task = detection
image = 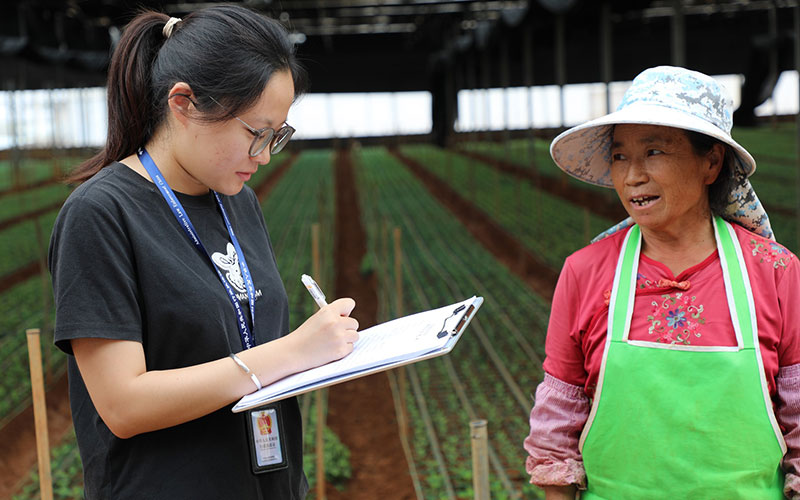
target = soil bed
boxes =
[253,152,299,202]
[1,374,73,498]
[392,148,559,301]
[328,147,416,500]
[454,148,627,222]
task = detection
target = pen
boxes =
[301,274,328,308]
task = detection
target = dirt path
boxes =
[453,148,628,222]
[253,152,299,202]
[0,374,73,498]
[0,178,60,198]
[327,147,416,500]
[0,202,64,233]
[0,262,43,295]
[392,148,559,301]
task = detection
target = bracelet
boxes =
[229,352,262,392]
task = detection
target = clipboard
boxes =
[233,296,483,412]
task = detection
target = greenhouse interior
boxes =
[2,0,800,499]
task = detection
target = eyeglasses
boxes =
[171,93,295,157]
[207,96,295,157]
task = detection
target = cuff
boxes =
[785,472,800,500]
[525,456,586,490]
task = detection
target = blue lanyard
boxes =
[137,148,257,349]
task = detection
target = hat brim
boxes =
[549,103,757,188]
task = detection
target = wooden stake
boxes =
[26,328,53,500]
[470,419,490,500]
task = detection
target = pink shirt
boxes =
[543,223,800,397]
[526,223,800,495]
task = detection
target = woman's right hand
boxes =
[69,298,360,439]
[286,297,360,371]
[543,485,577,500]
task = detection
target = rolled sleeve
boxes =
[777,363,800,499]
[524,373,590,489]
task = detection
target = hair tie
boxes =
[163,17,182,39]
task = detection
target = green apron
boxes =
[580,217,785,499]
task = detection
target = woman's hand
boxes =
[71,298,359,439]
[283,298,360,371]
[543,485,577,500]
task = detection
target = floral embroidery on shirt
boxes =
[646,292,706,345]
[750,238,790,269]
[637,273,655,289]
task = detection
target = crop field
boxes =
[357,146,548,498]
[3,122,798,499]
[399,144,614,269]
[0,157,76,192]
[459,125,800,254]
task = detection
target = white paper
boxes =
[234,296,477,411]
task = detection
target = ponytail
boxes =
[68,12,168,184]
[68,6,307,184]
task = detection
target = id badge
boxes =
[247,404,288,474]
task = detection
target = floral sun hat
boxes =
[549,65,774,241]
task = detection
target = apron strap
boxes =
[609,217,752,349]
[714,216,753,350]
[608,224,641,343]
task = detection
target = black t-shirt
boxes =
[49,162,307,499]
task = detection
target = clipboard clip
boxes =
[437,304,467,338]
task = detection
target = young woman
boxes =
[48,7,358,499]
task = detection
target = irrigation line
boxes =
[403,267,521,498]
[470,323,531,413]
[372,170,520,498]
[354,156,452,500]
[441,356,520,499]
[396,211,532,414]
[381,156,538,409]
[379,156,541,495]
[356,157,435,499]
[402,258,521,498]
[386,369,426,500]
[406,364,458,500]
[398,208,545,365]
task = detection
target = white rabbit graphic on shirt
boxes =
[211,242,247,294]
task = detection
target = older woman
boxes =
[523,66,800,499]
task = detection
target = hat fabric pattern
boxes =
[550,65,773,241]
[620,68,732,134]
